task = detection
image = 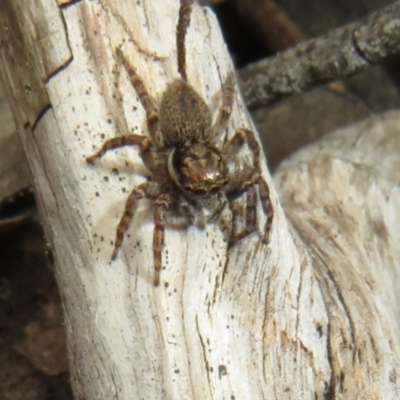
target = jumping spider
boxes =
[87,0,273,286]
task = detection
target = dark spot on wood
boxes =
[218,364,227,378]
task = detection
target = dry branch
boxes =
[240,0,400,108]
[231,0,303,51]
[0,0,400,399]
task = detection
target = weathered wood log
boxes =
[0,0,399,398]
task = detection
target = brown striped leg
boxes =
[111,182,158,261]
[222,130,247,161]
[225,170,255,201]
[238,128,274,244]
[87,134,160,174]
[86,134,150,163]
[153,194,172,286]
[228,185,258,247]
[225,170,257,246]
[210,74,235,142]
[177,0,194,81]
[257,177,273,244]
[228,200,241,244]
[223,128,261,169]
[208,193,227,223]
[224,127,274,246]
[115,48,162,147]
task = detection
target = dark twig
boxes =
[239,1,400,109]
[231,0,303,52]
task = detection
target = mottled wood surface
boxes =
[0,1,399,399]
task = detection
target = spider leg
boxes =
[210,74,235,143]
[223,128,260,167]
[87,134,148,162]
[111,181,159,261]
[225,171,258,247]
[224,128,274,246]
[86,134,160,174]
[116,48,163,148]
[153,193,172,286]
[208,193,227,223]
[237,129,273,244]
[231,184,257,246]
[256,176,273,244]
[177,0,193,81]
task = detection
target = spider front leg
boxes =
[224,128,274,246]
[256,176,273,245]
[225,171,258,247]
[86,134,159,174]
[239,129,273,245]
[111,181,159,260]
[153,193,172,286]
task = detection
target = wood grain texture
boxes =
[0,0,399,399]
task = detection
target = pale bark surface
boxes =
[0,1,399,399]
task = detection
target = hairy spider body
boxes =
[169,140,228,198]
[87,1,273,286]
[160,80,212,145]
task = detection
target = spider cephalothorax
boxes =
[87,0,273,286]
[169,141,228,198]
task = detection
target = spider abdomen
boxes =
[160,80,212,146]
